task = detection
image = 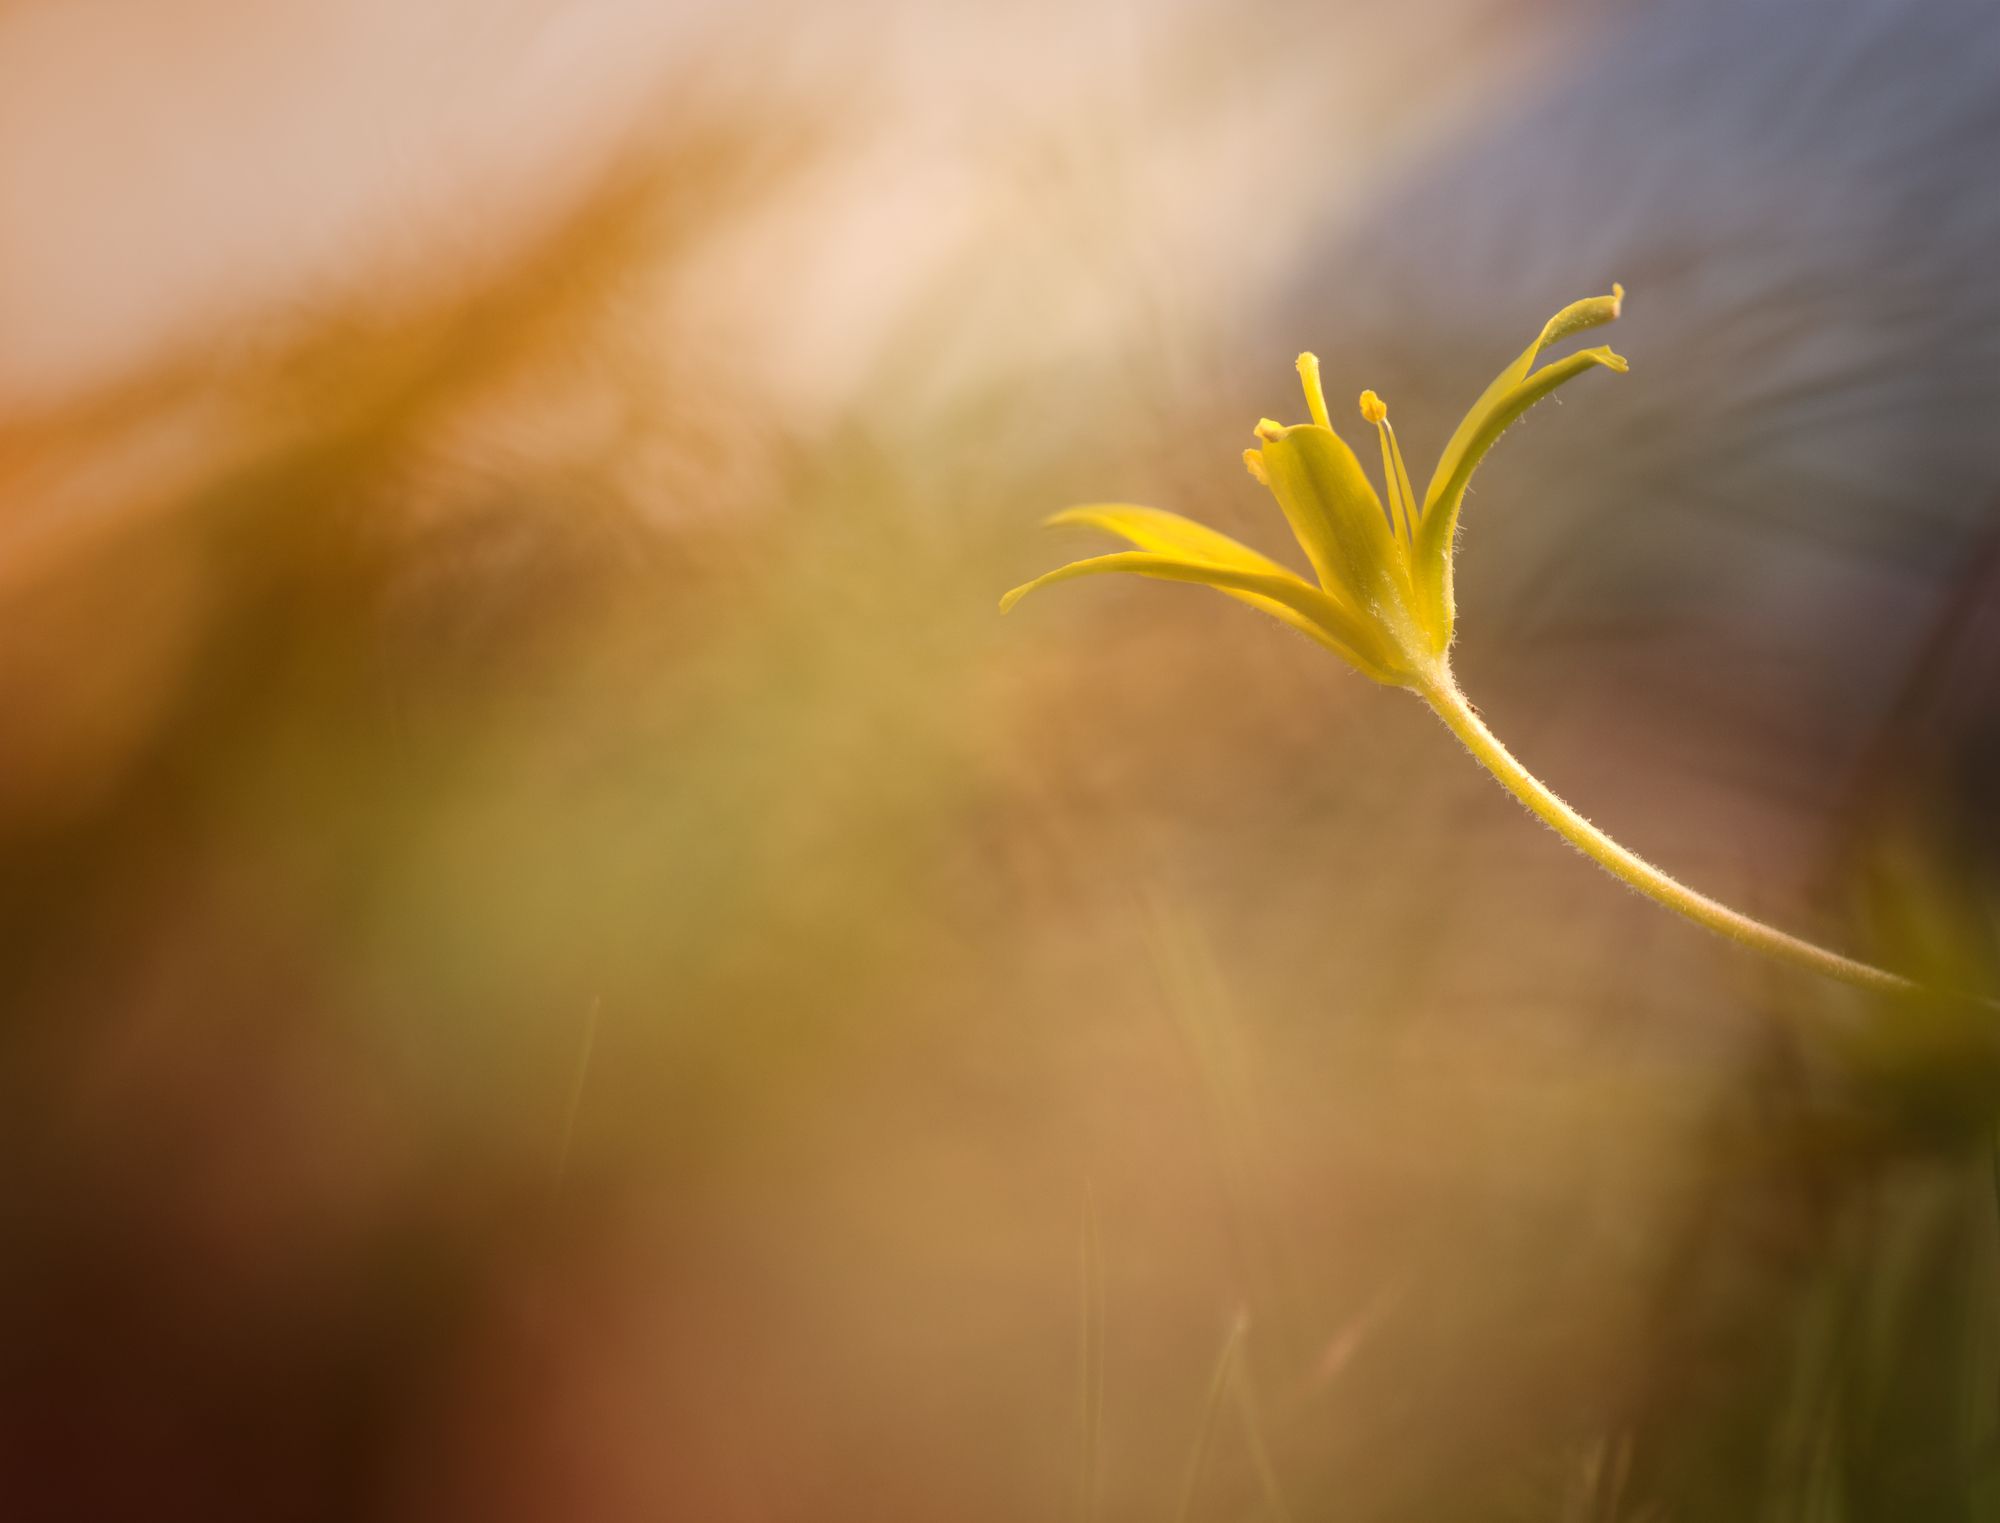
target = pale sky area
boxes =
[0,0,1534,418]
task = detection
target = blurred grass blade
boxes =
[1173,1307,1249,1523]
[1077,1185,1104,1523]
[1231,1346,1294,1523]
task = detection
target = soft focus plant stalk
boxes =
[1414,666,1923,998]
[1004,287,1951,1001]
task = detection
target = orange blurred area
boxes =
[3,2,1999,1519]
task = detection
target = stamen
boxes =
[1242,448,1269,486]
[1254,418,1286,443]
[1296,353,1332,431]
[1383,420,1418,540]
[1359,390,1417,541]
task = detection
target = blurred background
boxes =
[3,0,1999,1518]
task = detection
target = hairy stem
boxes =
[1416,668,1925,999]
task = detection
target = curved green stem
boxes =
[1415,667,1925,1000]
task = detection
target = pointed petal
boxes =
[999,549,1402,681]
[1413,344,1627,590]
[1412,290,1627,641]
[1042,504,1296,577]
[1254,425,1410,618]
[1422,286,1624,523]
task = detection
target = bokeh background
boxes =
[4,1,2000,1518]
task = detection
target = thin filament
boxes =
[1360,390,1416,542]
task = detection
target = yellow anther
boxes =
[1359,390,1388,425]
[1254,418,1286,442]
[1609,281,1624,316]
[1242,448,1269,486]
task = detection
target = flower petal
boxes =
[1422,286,1624,524]
[1254,425,1413,624]
[1042,503,1298,577]
[999,547,1403,681]
[1035,502,1393,666]
[1411,291,1627,642]
[1412,344,1626,633]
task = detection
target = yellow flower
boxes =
[997,286,1989,1003]
[1001,287,1627,687]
